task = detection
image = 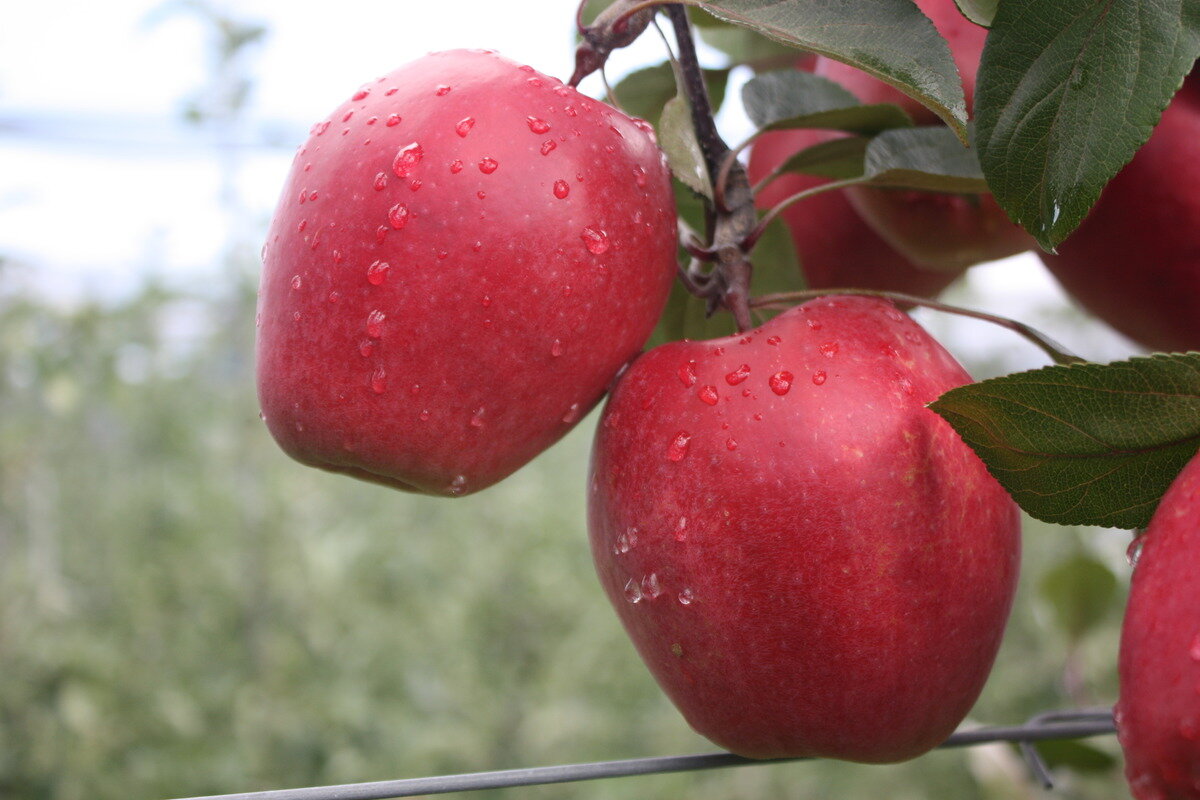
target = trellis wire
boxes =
[169,709,1116,800]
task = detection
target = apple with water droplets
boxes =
[256,49,677,496]
[1117,450,1200,799]
[588,296,1020,761]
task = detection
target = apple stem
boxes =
[751,289,1087,366]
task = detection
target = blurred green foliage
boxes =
[0,252,1132,799]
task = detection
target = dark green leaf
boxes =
[930,353,1200,529]
[953,0,997,27]
[742,70,914,134]
[975,0,1200,250]
[609,63,731,128]
[768,136,869,181]
[696,0,968,137]
[1028,739,1118,773]
[1039,554,1119,639]
[860,125,988,193]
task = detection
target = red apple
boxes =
[749,127,963,298]
[814,0,1034,271]
[1039,75,1200,353]
[1117,450,1200,798]
[588,296,1021,761]
[256,49,677,497]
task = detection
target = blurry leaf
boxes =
[696,0,968,137]
[693,6,801,64]
[609,62,730,125]
[1039,554,1119,639]
[860,125,988,193]
[1029,739,1118,773]
[659,73,712,198]
[742,70,914,134]
[953,0,997,27]
[976,0,1200,250]
[930,353,1200,529]
[769,136,869,180]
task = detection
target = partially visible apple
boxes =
[749,127,963,299]
[256,49,677,497]
[1117,450,1200,798]
[588,296,1021,761]
[814,0,1034,271]
[1039,74,1200,353]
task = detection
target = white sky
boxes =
[0,0,1140,368]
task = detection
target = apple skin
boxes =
[1039,76,1200,353]
[256,49,677,497]
[588,296,1021,761]
[1117,450,1200,799]
[814,0,1034,271]
[748,127,963,299]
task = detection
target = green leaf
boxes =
[692,7,801,65]
[975,0,1200,250]
[953,0,997,27]
[1039,554,1118,640]
[860,125,988,193]
[929,353,1200,529]
[696,0,968,137]
[768,136,869,181]
[609,63,730,128]
[658,64,712,199]
[742,70,914,134]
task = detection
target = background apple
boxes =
[748,127,963,299]
[813,0,1034,271]
[1117,450,1200,798]
[588,296,1021,761]
[256,49,677,497]
[1039,73,1200,353]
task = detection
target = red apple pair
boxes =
[256,49,677,496]
[588,296,1021,761]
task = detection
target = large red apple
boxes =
[748,127,963,299]
[814,0,1034,271]
[1039,74,1200,353]
[588,296,1020,761]
[1117,450,1200,798]
[256,49,677,496]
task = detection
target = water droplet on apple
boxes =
[551,339,564,357]
[633,166,647,188]
[342,110,354,123]
[449,159,464,174]
[553,180,570,199]
[767,336,781,346]
[385,113,402,127]
[291,274,302,290]
[897,377,915,396]
[435,84,452,96]
[769,371,794,395]
[540,139,557,155]
[393,142,423,178]
[373,172,388,191]
[370,367,387,394]
[469,407,486,428]
[388,203,410,229]
[328,291,340,303]
[448,474,467,495]
[581,227,609,254]
[478,157,499,174]
[812,370,827,386]
[726,438,738,451]
[623,578,643,604]
[419,409,431,421]
[678,588,694,605]
[367,260,390,285]
[666,431,691,462]
[1127,536,1144,567]
[312,120,331,136]
[674,517,689,542]
[807,319,822,331]
[819,341,839,358]
[725,364,751,385]
[562,402,581,423]
[698,385,719,406]
[366,309,386,338]
[358,340,373,357]
[642,572,663,599]
[526,116,551,134]
[352,88,370,101]
[678,361,697,388]
[615,527,638,554]
[455,117,475,137]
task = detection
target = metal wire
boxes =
[168,710,1117,800]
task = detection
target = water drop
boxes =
[812,370,827,386]
[553,180,570,199]
[819,341,839,358]
[385,87,398,96]
[366,309,386,337]
[393,142,423,177]
[666,431,692,462]
[526,77,543,88]
[419,409,431,421]
[641,573,663,600]
[448,474,467,495]
[725,364,751,385]
[767,336,781,346]
[726,438,738,451]
[623,578,643,604]
[342,110,354,123]
[291,274,302,290]
[292,311,302,322]
[769,371,794,395]
[897,377,915,396]
[373,172,388,191]
[478,157,499,174]
[1127,535,1144,567]
[477,190,487,200]
[409,384,420,396]
[375,225,389,244]
[358,339,373,357]
[370,367,387,394]
[435,84,452,96]
[633,166,647,188]
[352,88,370,101]
[581,227,609,254]
[527,116,551,134]
[551,339,564,357]
[674,517,688,542]
[540,139,557,155]
[481,295,492,308]
[677,588,694,606]
[449,159,464,174]
[698,385,719,406]
[386,113,402,127]
[328,291,340,303]
[367,260,390,285]
[366,116,378,126]
[297,219,308,232]
[469,407,486,428]
[678,361,697,388]
[712,346,725,356]
[455,117,475,137]
[312,120,331,136]
[562,402,581,423]
[616,527,638,554]
[807,319,822,331]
